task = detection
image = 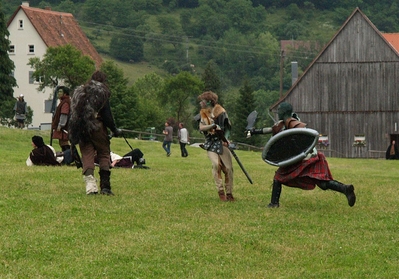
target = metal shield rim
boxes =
[262,128,319,167]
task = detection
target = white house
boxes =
[7,2,102,128]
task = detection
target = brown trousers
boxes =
[207,146,234,194]
[79,124,110,175]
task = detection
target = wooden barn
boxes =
[271,7,399,158]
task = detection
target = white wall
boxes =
[8,9,54,128]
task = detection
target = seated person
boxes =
[27,136,62,166]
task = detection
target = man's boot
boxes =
[218,190,227,201]
[319,180,356,207]
[99,169,114,196]
[84,175,98,195]
[267,180,282,208]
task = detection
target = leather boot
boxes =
[321,180,356,207]
[99,169,114,196]
[267,180,282,208]
[84,175,98,195]
[218,190,227,201]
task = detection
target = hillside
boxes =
[101,55,168,86]
[82,7,339,91]
[5,1,398,93]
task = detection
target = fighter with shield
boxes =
[247,102,356,208]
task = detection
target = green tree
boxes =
[56,0,76,14]
[225,0,266,34]
[183,4,230,40]
[84,0,114,24]
[0,2,18,126]
[100,60,134,129]
[110,31,144,62]
[231,80,256,145]
[201,60,221,94]
[27,44,95,91]
[0,3,17,101]
[130,73,166,131]
[157,15,184,49]
[161,71,204,124]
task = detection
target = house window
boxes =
[9,45,15,54]
[29,71,34,84]
[28,45,35,54]
[29,71,42,84]
[19,20,23,29]
[353,135,366,147]
[44,100,53,113]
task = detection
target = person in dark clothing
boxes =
[386,140,399,160]
[14,94,27,129]
[69,71,121,195]
[97,149,148,169]
[28,136,60,166]
[248,102,356,208]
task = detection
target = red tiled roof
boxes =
[7,5,102,67]
[382,33,399,53]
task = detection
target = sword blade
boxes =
[229,148,253,184]
[245,110,258,130]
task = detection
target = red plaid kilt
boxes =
[274,152,333,190]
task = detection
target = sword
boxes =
[49,85,61,146]
[245,110,258,138]
[122,132,134,151]
[216,130,253,184]
[108,130,134,151]
[228,144,253,184]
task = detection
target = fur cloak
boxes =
[69,80,110,145]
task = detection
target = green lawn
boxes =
[0,127,398,278]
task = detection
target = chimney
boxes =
[21,1,29,7]
[291,61,298,85]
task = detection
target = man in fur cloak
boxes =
[198,91,235,201]
[248,102,356,208]
[69,71,121,195]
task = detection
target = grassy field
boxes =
[0,127,398,278]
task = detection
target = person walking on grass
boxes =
[178,122,189,157]
[162,121,173,157]
[69,70,121,196]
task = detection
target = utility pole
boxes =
[185,36,189,63]
[279,50,285,98]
